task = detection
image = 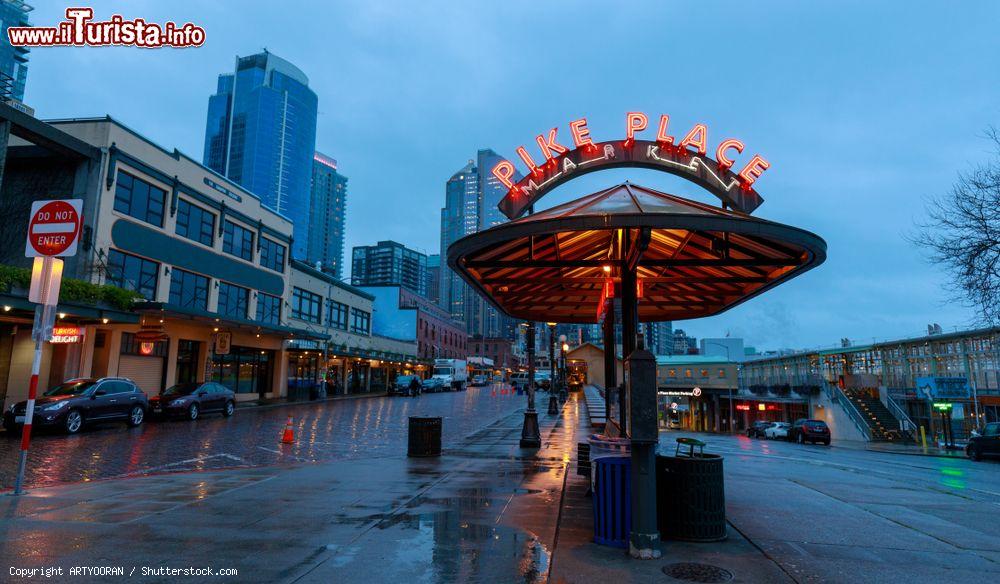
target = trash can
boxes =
[656,451,726,542]
[592,455,631,548]
[408,416,442,457]
[587,434,630,489]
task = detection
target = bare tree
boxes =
[913,128,1000,325]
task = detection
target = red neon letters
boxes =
[494,112,770,191]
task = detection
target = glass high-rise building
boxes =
[202,50,318,259]
[351,240,428,297]
[307,152,347,278]
[440,150,520,338]
[0,0,31,102]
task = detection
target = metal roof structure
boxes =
[448,182,826,323]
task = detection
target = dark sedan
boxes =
[149,382,236,421]
[747,420,771,438]
[3,377,147,434]
[967,422,1000,461]
[787,418,831,445]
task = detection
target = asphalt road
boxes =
[0,383,527,490]
[669,432,1000,583]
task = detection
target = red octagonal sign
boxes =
[25,199,84,258]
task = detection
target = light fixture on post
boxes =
[519,321,541,448]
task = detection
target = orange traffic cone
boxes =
[281,416,295,444]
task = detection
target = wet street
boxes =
[0,383,526,490]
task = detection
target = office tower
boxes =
[426,254,441,305]
[307,152,347,278]
[0,1,31,103]
[351,240,428,296]
[439,150,521,338]
[643,321,673,355]
[203,50,317,258]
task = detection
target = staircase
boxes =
[844,390,912,442]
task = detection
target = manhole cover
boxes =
[661,562,734,583]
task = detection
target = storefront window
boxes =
[175,199,215,246]
[213,346,273,396]
[327,300,348,330]
[222,220,254,261]
[291,287,322,323]
[256,292,281,325]
[350,308,371,335]
[114,170,165,227]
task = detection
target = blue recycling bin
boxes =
[592,455,632,548]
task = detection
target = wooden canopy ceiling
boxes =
[447,183,826,323]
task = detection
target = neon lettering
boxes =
[516,146,540,175]
[626,112,647,142]
[738,154,770,186]
[715,139,745,170]
[535,128,568,161]
[492,160,516,190]
[656,115,674,145]
[679,124,708,155]
[569,118,594,148]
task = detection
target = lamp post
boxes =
[547,322,557,392]
[558,335,568,403]
[520,321,541,447]
[705,341,737,433]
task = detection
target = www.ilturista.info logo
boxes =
[7,7,205,48]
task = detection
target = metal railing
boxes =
[822,382,873,441]
[884,394,917,439]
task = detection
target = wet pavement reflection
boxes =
[0,383,526,490]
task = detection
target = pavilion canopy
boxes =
[447,183,826,323]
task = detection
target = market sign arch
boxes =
[493,112,770,220]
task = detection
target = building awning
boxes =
[0,292,139,324]
[448,183,826,323]
[133,302,330,341]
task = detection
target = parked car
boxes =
[421,377,446,392]
[787,418,831,445]
[510,372,529,390]
[3,377,147,435]
[567,374,584,391]
[536,371,552,391]
[392,375,421,396]
[471,375,487,386]
[764,422,791,440]
[966,422,1000,461]
[747,420,772,438]
[149,382,235,420]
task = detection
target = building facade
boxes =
[351,240,427,296]
[643,321,673,355]
[0,114,414,409]
[425,253,440,305]
[700,337,746,362]
[202,50,318,259]
[0,0,30,103]
[306,151,347,278]
[361,286,467,360]
[468,336,515,370]
[439,150,519,339]
[741,327,1000,440]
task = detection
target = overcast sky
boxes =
[21,1,1000,351]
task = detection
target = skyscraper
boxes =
[439,150,521,338]
[203,50,318,259]
[0,1,31,103]
[352,240,428,296]
[307,152,347,278]
[643,321,673,355]
[425,254,441,305]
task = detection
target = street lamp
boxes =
[558,335,568,403]
[705,341,738,434]
[547,322,557,391]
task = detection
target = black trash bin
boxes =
[408,417,442,457]
[656,453,726,542]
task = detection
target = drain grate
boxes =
[661,562,734,583]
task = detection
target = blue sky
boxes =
[21,1,1000,350]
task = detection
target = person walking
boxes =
[409,376,422,398]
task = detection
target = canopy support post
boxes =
[602,298,616,432]
[520,321,541,448]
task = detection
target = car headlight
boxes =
[169,399,186,407]
[42,401,69,411]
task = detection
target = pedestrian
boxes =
[409,376,421,398]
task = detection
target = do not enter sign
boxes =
[25,199,84,258]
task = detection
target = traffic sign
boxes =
[25,199,83,258]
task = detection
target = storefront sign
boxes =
[49,326,82,343]
[658,389,700,397]
[735,404,751,411]
[916,377,970,400]
[139,342,155,355]
[215,332,232,355]
[494,113,768,219]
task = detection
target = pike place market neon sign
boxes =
[494,112,770,219]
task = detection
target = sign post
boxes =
[13,199,82,496]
